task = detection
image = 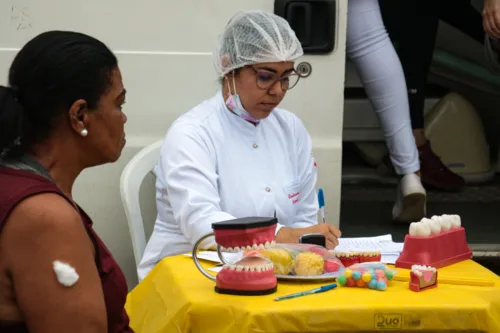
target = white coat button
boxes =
[265,187,271,192]
[253,143,258,149]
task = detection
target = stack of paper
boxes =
[334,234,403,264]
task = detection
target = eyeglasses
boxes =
[249,67,301,91]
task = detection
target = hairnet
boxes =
[214,11,304,77]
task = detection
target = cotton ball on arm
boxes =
[53,260,79,287]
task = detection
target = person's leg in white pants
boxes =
[346,0,426,222]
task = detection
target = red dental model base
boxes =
[211,217,278,296]
[396,227,472,269]
[215,257,277,295]
[360,252,382,263]
[212,217,277,249]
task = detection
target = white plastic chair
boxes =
[120,140,163,267]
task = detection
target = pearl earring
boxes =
[80,129,88,137]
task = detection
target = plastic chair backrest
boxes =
[120,140,163,266]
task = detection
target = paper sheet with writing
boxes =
[335,234,403,254]
[334,234,403,264]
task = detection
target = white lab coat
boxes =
[138,90,319,280]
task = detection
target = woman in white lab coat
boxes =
[138,10,341,280]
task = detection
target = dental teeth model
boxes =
[193,217,279,295]
[420,218,441,235]
[221,261,274,273]
[332,251,381,267]
[332,251,359,268]
[448,214,462,229]
[220,241,276,253]
[395,213,472,269]
[409,265,438,292]
[408,214,461,237]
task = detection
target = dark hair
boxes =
[0,30,118,158]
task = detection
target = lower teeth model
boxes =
[408,214,462,237]
[409,265,438,292]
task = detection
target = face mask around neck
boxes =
[225,75,260,124]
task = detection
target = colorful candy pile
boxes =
[337,262,395,291]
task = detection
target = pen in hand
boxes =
[318,188,326,223]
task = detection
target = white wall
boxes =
[0,0,348,288]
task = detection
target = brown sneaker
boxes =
[418,141,465,191]
[378,141,465,191]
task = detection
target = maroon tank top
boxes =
[0,167,134,333]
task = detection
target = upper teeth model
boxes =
[420,217,441,234]
[408,214,462,237]
[445,214,461,229]
[432,215,451,231]
[413,221,431,237]
[220,241,276,253]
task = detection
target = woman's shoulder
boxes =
[174,95,220,126]
[163,95,224,147]
[1,192,89,255]
[167,96,220,136]
[7,193,82,230]
[0,168,67,227]
[0,192,107,332]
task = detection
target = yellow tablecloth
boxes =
[126,255,500,333]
